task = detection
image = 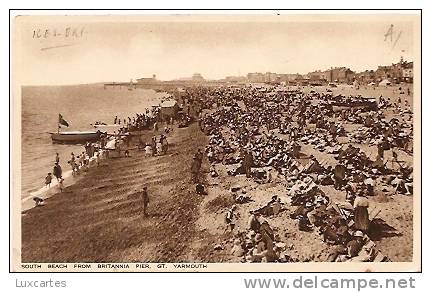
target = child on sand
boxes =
[145,144,152,157]
[96,151,100,166]
[45,173,52,188]
[59,178,64,192]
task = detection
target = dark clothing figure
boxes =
[160,135,169,155]
[191,157,200,183]
[329,123,337,140]
[377,143,385,158]
[248,213,261,232]
[151,137,157,156]
[243,150,254,178]
[190,149,204,182]
[142,188,149,216]
[354,207,370,232]
[45,173,52,188]
[196,149,204,166]
[53,163,62,181]
[333,164,346,190]
[354,196,370,232]
[347,238,363,258]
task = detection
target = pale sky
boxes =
[15,14,418,85]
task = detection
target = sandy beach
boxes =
[21,84,414,264]
[22,123,210,262]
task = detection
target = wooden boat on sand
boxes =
[50,130,105,144]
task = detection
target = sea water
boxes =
[21,84,166,200]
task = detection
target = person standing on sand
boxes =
[195,148,204,167]
[69,153,77,176]
[79,152,85,167]
[160,134,169,155]
[353,193,370,233]
[53,162,62,181]
[45,173,52,188]
[145,143,152,157]
[96,151,100,166]
[151,136,157,156]
[141,186,150,217]
[58,178,64,192]
[243,149,254,178]
[55,152,60,164]
[191,155,201,183]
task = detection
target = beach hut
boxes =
[160,99,179,120]
[379,79,391,86]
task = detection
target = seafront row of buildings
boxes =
[228,56,413,85]
[105,57,413,90]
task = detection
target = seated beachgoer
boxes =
[33,197,45,207]
[346,230,365,259]
[144,144,152,157]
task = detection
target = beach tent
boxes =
[160,99,179,119]
[379,79,391,86]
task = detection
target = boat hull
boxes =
[50,131,104,144]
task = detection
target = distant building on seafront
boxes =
[176,73,205,83]
[355,70,377,85]
[247,72,303,84]
[192,73,205,81]
[374,57,413,83]
[324,67,355,83]
[402,62,413,83]
[137,74,159,85]
[221,57,413,87]
[247,72,265,83]
[264,72,278,83]
[225,76,247,83]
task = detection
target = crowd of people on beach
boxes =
[38,105,177,207]
[182,84,413,262]
[34,83,414,262]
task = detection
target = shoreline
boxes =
[21,138,117,212]
[21,123,209,262]
[20,85,169,199]
[21,86,171,211]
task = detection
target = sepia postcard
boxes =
[11,11,421,272]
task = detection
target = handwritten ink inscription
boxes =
[32,27,86,39]
[384,24,402,50]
